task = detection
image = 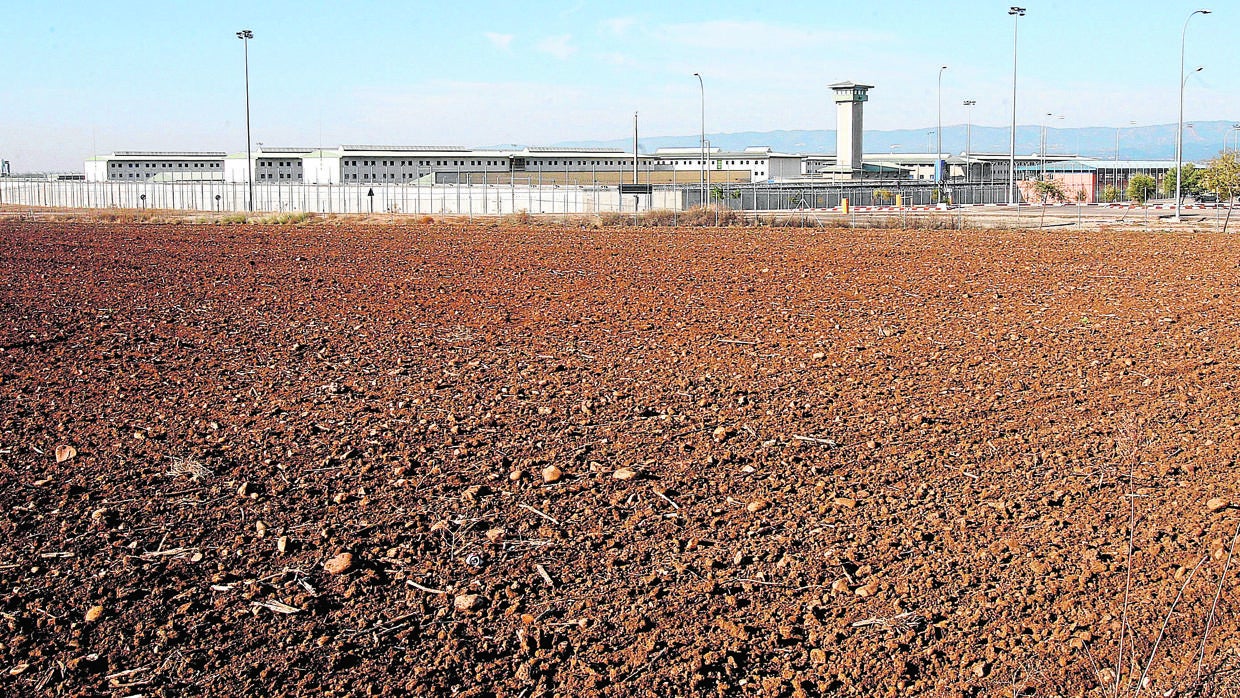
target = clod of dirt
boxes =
[324,553,355,575]
[854,580,879,597]
[612,467,637,481]
[454,594,484,613]
[485,528,505,544]
[746,499,770,513]
[541,465,563,483]
[84,605,104,623]
[277,536,290,554]
[712,426,729,442]
[1208,497,1231,512]
[255,521,268,538]
[54,444,77,463]
[90,508,115,527]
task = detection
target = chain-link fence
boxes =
[682,181,1015,209]
[1,178,1022,215]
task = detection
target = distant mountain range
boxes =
[550,120,1240,162]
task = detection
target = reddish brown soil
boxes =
[3,221,1240,697]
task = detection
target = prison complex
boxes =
[75,81,1178,203]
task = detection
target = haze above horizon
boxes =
[3,0,1236,171]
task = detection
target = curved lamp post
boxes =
[1175,9,1210,221]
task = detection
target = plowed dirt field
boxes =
[3,221,1240,697]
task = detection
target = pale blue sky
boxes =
[2,1,1235,170]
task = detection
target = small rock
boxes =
[854,580,879,597]
[1208,497,1230,513]
[811,352,825,361]
[831,578,851,594]
[972,661,990,678]
[541,465,563,483]
[323,553,355,575]
[90,508,115,527]
[55,444,77,463]
[277,536,290,554]
[237,482,251,498]
[509,469,524,481]
[254,521,268,538]
[485,528,505,544]
[612,467,638,481]
[454,593,484,613]
[84,605,104,623]
[746,499,770,513]
[833,497,857,509]
[712,426,729,442]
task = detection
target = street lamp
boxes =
[963,100,976,183]
[693,73,707,208]
[1040,113,1063,179]
[937,65,948,182]
[1175,9,1210,221]
[1008,6,1025,205]
[1115,120,1137,162]
[1227,123,1240,154]
[237,29,254,212]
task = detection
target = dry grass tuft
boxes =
[168,456,213,482]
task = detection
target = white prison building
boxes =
[85,151,226,182]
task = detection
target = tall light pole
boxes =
[1228,123,1240,154]
[937,66,948,182]
[237,29,254,212]
[963,100,976,183]
[1115,120,1137,162]
[1040,113,1062,179]
[693,73,707,208]
[1008,6,1025,205]
[1175,9,1210,221]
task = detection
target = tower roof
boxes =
[828,81,874,91]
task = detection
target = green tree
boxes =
[1100,185,1120,203]
[1032,179,1068,203]
[1161,163,1205,200]
[1203,151,1240,233]
[1127,174,1157,204]
[709,185,740,203]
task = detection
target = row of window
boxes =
[346,173,421,180]
[259,173,303,180]
[110,162,221,168]
[345,159,504,167]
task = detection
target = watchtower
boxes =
[829,81,873,173]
